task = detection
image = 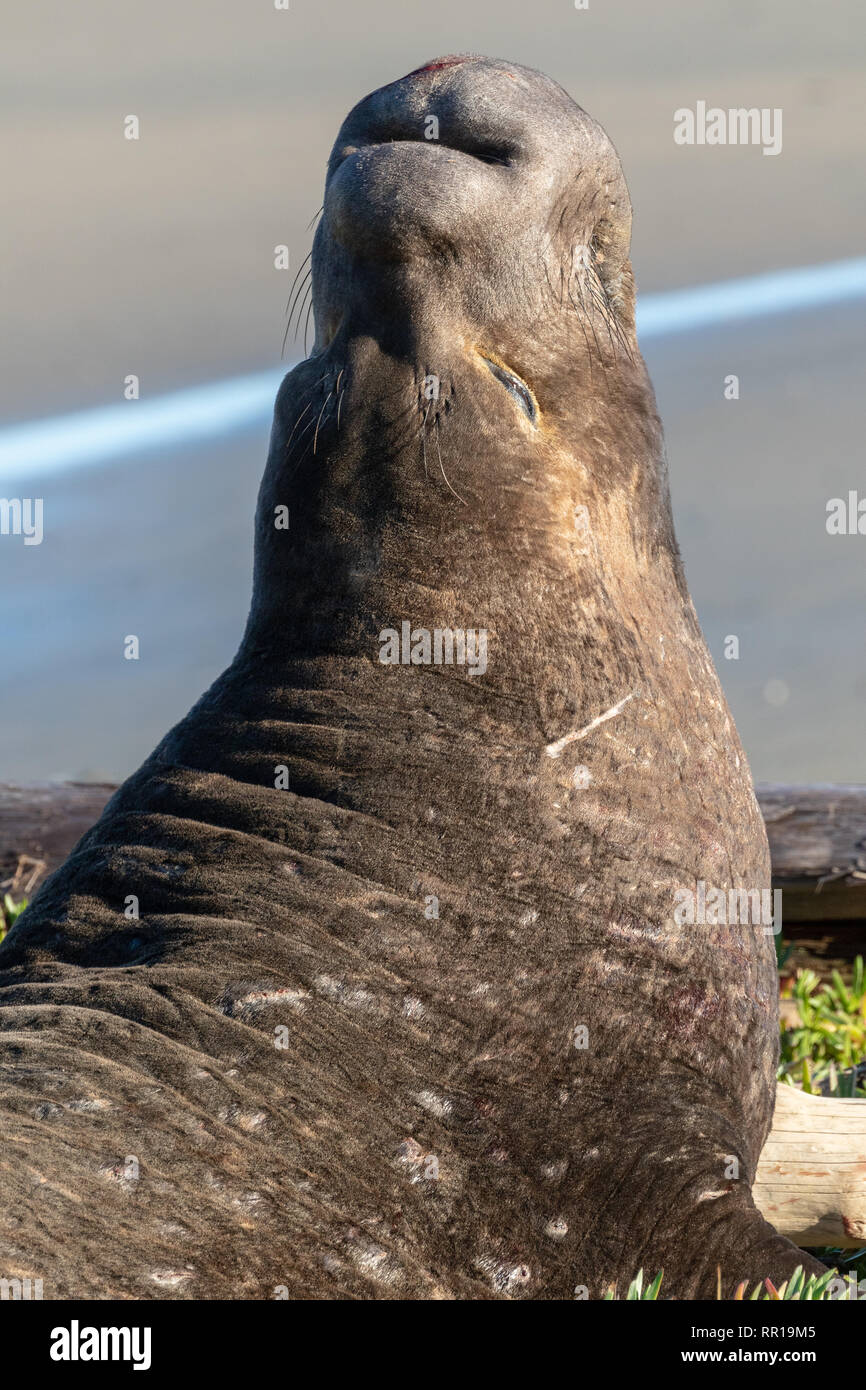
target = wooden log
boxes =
[2,781,866,919]
[756,783,866,922]
[0,782,115,897]
[755,1083,866,1249]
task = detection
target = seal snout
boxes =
[314,55,636,354]
[320,62,531,266]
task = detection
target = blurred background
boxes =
[1,0,864,784]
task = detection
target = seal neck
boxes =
[237,331,682,720]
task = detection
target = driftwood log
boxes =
[2,781,865,1252]
[755,1085,866,1249]
[4,781,866,922]
[758,783,866,923]
[0,781,115,895]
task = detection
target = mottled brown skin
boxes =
[0,56,823,1299]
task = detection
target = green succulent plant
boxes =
[778,955,866,1097]
[603,1265,858,1301]
[0,894,28,941]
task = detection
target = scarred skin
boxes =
[0,56,824,1299]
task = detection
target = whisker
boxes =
[303,293,316,355]
[285,251,312,319]
[295,283,314,345]
[585,274,619,358]
[285,271,312,352]
[567,247,597,379]
[419,403,431,479]
[284,398,316,455]
[542,260,558,310]
[572,252,609,368]
[283,371,334,454]
[434,416,467,505]
[289,270,313,338]
[313,388,335,454]
[569,278,606,380]
[590,270,633,362]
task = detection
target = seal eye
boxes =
[462,142,513,166]
[481,356,538,426]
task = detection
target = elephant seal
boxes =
[0,55,823,1300]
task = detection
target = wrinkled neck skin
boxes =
[235,252,716,863]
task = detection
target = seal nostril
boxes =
[480,355,538,426]
[358,133,514,167]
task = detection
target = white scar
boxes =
[545,691,638,759]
